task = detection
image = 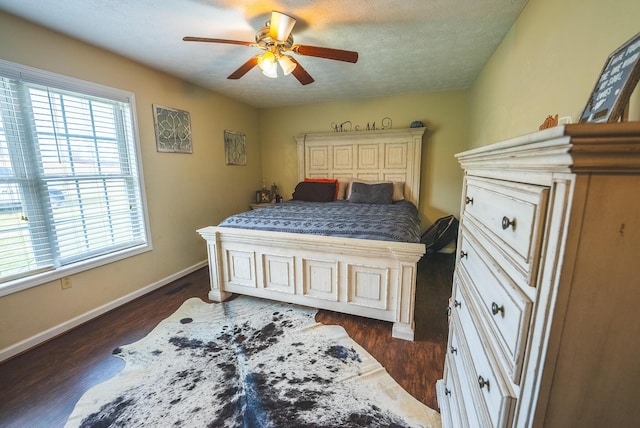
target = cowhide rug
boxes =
[65,296,441,428]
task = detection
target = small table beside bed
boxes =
[198,127,426,340]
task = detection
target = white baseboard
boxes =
[0,260,208,363]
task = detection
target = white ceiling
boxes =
[0,0,527,109]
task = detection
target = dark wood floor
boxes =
[0,253,454,428]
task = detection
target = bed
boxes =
[197,127,426,340]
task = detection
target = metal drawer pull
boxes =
[478,375,490,390]
[454,300,461,308]
[450,346,457,354]
[460,250,468,259]
[491,302,504,316]
[465,196,474,205]
[501,216,516,230]
[445,388,451,396]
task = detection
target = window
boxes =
[0,60,150,296]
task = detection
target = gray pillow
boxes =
[348,181,394,204]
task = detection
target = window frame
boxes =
[0,59,152,297]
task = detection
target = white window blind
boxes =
[0,60,149,294]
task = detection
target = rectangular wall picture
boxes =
[224,130,247,165]
[153,105,193,153]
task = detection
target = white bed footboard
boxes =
[197,226,425,341]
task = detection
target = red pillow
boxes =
[304,178,338,200]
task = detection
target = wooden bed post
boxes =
[390,249,421,340]
[199,227,233,302]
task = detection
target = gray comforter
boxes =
[218,200,421,243]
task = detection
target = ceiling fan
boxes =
[183,11,358,85]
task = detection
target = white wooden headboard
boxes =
[295,128,425,206]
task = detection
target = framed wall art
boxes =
[224,130,247,165]
[579,32,640,123]
[153,105,192,153]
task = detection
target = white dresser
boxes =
[436,122,640,427]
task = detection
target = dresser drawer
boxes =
[452,277,517,427]
[463,215,534,294]
[462,177,548,286]
[436,378,455,428]
[447,321,480,428]
[458,228,533,384]
[438,354,470,428]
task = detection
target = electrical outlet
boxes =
[61,277,72,289]
[559,116,573,125]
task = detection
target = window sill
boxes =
[0,243,152,298]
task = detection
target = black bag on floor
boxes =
[420,215,459,254]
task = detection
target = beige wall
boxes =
[0,12,261,350]
[468,0,640,147]
[259,91,470,227]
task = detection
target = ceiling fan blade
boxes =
[292,45,358,63]
[183,36,254,47]
[269,11,297,41]
[227,56,259,80]
[289,58,314,85]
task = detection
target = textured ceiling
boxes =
[0,0,527,109]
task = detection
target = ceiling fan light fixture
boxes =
[258,52,278,78]
[258,51,278,78]
[277,55,297,75]
[269,11,296,41]
[262,65,278,79]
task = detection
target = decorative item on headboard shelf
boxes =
[330,117,392,132]
[539,114,559,130]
